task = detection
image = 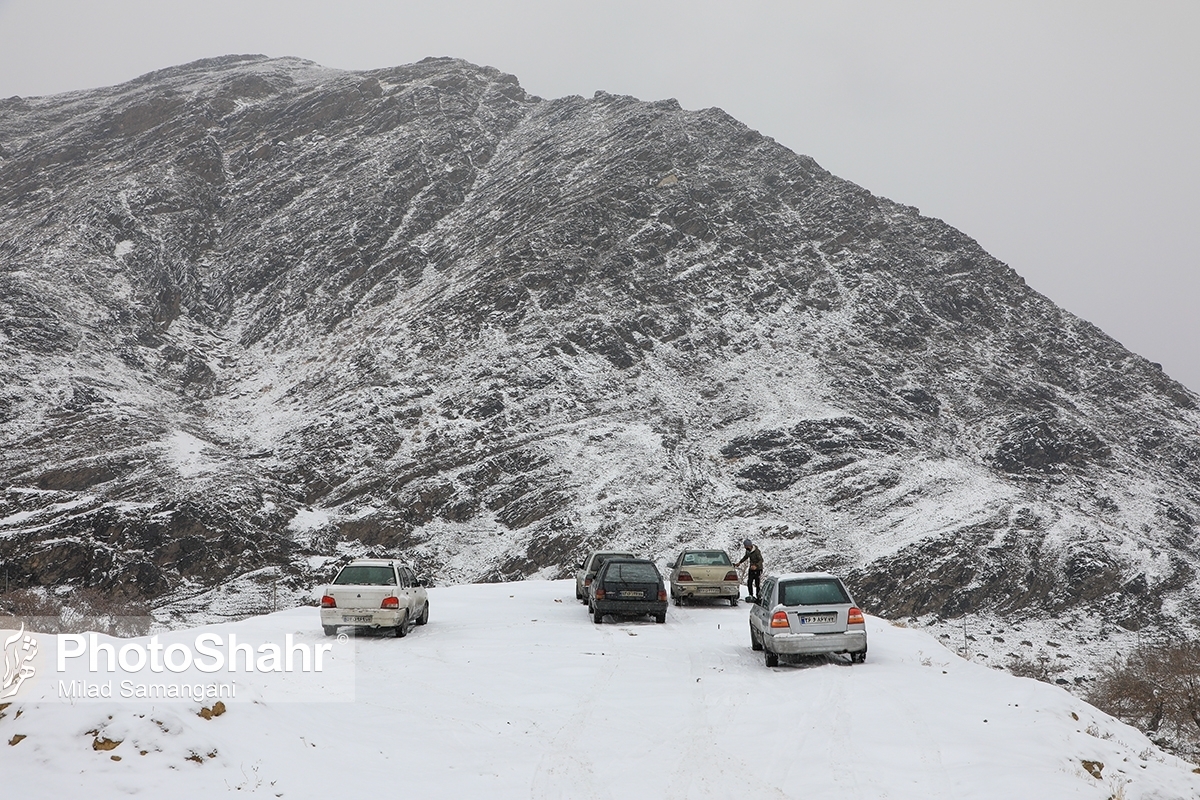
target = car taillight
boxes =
[381,596,400,609]
[770,611,790,628]
[594,588,606,600]
[723,571,739,582]
[658,590,667,602]
[320,595,336,608]
[847,607,864,625]
[677,571,693,582]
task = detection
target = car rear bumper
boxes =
[320,608,406,628]
[674,583,739,597]
[764,630,867,655]
[594,599,668,617]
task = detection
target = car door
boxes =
[668,552,682,590]
[749,578,775,634]
[403,567,426,611]
[578,554,598,597]
[394,565,412,616]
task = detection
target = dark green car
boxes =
[589,558,668,624]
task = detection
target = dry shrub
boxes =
[0,587,150,636]
[0,588,60,618]
[1087,640,1200,760]
[1006,653,1067,683]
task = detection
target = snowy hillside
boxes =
[2,580,1198,798]
[2,54,1200,672]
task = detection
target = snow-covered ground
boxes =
[3,579,1198,798]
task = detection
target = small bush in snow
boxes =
[1087,640,1200,760]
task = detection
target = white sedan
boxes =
[319,559,429,637]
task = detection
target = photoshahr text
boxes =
[57,633,334,673]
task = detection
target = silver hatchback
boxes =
[748,572,867,666]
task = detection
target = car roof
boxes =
[679,548,729,553]
[599,557,655,565]
[590,550,634,556]
[341,559,406,567]
[769,571,842,582]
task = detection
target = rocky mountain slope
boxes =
[2,55,1198,657]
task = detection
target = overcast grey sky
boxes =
[2,0,1197,389]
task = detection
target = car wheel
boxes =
[416,602,429,625]
[655,613,666,624]
[592,608,603,624]
[750,624,763,651]
[729,596,738,607]
[394,610,409,638]
[322,625,338,637]
[764,647,779,668]
[852,649,867,664]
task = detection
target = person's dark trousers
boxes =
[747,568,761,599]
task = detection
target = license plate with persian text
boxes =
[799,613,836,625]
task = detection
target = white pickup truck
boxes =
[319,559,429,637]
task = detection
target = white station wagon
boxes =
[748,572,867,666]
[320,559,429,638]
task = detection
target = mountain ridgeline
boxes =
[1,56,1197,639]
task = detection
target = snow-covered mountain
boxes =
[3,580,1199,797]
[2,55,1198,666]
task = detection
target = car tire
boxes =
[851,649,867,664]
[394,610,409,638]
[416,602,429,625]
[591,606,603,624]
[750,625,763,651]
[323,625,338,637]
[655,613,666,624]
[764,647,779,668]
[729,596,738,607]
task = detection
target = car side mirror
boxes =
[576,564,584,570]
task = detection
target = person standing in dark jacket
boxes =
[735,539,763,601]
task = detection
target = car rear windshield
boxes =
[681,551,732,566]
[779,579,849,606]
[590,553,633,571]
[602,563,660,583]
[333,566,397,586]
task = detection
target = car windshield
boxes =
[602,563,659,583]
[333,565,397,586]
[779,579,849,606]
[681,551,732,566]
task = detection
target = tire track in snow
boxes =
[527,612,621,799]
[665,602,793,799]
